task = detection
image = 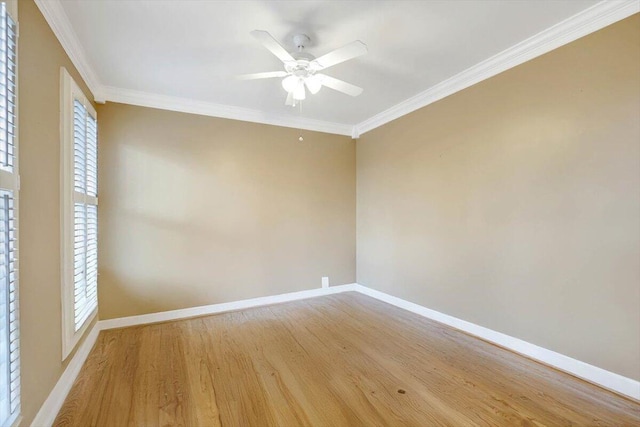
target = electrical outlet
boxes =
[321,277,329,288]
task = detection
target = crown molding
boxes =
[32,0,348,134]
[34,0,104,101]
[34,0,638,137]
[354,0,640,136]
[101,86,354,136]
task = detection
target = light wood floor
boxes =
[54,292,639,426]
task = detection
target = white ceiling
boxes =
[52,0,629,133]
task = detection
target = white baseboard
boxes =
[30,322,101,427]
[99,283,359,330]
[31,281,639,426]
[353,284,640,401]
[30,284,358,426]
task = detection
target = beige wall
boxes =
[18,0,97,424]
[97,103,355,319]
[15,1,639,422]
[356,15,640,380]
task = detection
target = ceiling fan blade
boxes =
[310,40,367,70]
[285,91,295,106]
[250,30,295,63]
[236,71,288,80]
[317,74,363,97]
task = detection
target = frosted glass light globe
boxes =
[305,75,322,94]
[282,75,299,92]
[293,81,306,100]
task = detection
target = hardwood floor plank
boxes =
[128,324,162,427]
[157,322,194,426]
[201,310,281,426]
[54,292,640,426]
[179,320,222,427]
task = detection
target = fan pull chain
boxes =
[298,101,304,142]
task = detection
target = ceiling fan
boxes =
[238,30,367,106]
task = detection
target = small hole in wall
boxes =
[397,389,406,394]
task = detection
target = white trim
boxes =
[30,283,639,424]
[9,415,21,427]
[353,284,640,401]
[4,0,16,21]
[30,322,100,427]
[99,283,359,330]
[29,284,358,426]
[100,86,354,137]
[33,0,102,101]
[31,0,351,134]
[353,0,640,135]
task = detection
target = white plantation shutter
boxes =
[0,193,18,421]
[73,204,98,330]
[71,101,98,331]
[0,2,19,425]
[61,69,98,358]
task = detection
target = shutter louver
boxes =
[73,203,88,330]
[0,191,18,422]
[0,3,19,425]
[73,100,86,193]
[0,3,15,174]
[86,115,97,197]
[86,205,98,301]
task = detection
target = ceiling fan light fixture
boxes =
[282,75,299,92]
[244,31,367,106]
[293,80,306,100]
[305,75,322,94]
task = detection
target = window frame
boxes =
[60,68,98,360]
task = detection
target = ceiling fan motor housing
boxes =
[293,34,311,50]
[288,34,316,75]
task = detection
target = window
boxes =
[0,1,18,425]
[61,69,98,359]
